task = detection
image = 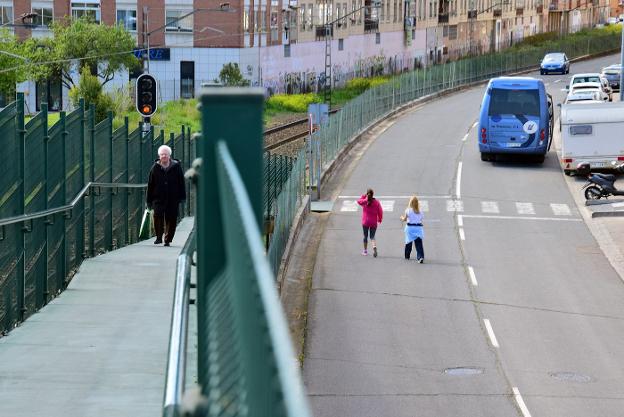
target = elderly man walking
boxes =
[146,145,186,246]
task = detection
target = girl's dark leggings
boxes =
[405,238,424,260]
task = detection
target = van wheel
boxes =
[480,152,491,161]
[535,154,545,164]
[564,169,572,176]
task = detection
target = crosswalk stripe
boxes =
[380,200,395,212]
[481,201,500,214]
[515,202,535,215]
[550,203,571,216]
[446,200,464,212]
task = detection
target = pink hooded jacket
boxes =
[357,194,383,227]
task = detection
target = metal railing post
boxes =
[108,111,114,250]
[60,111,67,289]
[89,104,96,257]
[16,93,26,322]
[125,117,130,245]
[42,103,50,305]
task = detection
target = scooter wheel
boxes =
[585,186,603,200]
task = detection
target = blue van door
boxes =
[486,88,542,150]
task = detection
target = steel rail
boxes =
[264,130,309,151]
[0,182,147,227]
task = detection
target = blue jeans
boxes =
[405,238,424,260]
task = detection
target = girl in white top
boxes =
[400,195,425,262]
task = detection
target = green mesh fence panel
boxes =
[0,101,21,332]
[47,120,66,298]
[112,124,128,248]
[93,117,112,253]
[0,97,192,335]
[23,113,47,317]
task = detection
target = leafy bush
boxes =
[266,93,322,113]
[69,67,115,122]
[218,63,250,86]
[344,76,390,94]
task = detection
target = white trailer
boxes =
[559,101,624,175]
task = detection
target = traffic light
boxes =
[136,74,157,117]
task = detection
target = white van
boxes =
[560,102,624,175]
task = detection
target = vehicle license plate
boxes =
[507,142,522,148]
[592,162,605,167]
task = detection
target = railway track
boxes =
[263,109,338,153]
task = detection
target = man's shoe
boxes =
[373,247,378,258]
[164,242,170,247]
[417,258,424,264]
[154,239,162,244]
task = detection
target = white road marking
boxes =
[459,228,465,240]
[341,200,358,211]
[481,201,500,213]
[462,214,582,222]
[513,387,533,417]
[515,202,535,215]
[484,319,499,348]
[446,200,464,212]
[468,266,478,286]
[338,195,451,199]
[462,133,469,142]
[455,162,463,199]
[472,121,478,129]
[612,202,624,208]
[420,200,429,212]
[550,203,571,216]
[380,200,395,212]
[553,79,562,83]
[457,215,463,227]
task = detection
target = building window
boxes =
[0,5,13,25]
[284,43,291,57]
[32,7,53,26]
[244,6,250,32]
[376,32,380,43]
[299,4,306,29]
[36,76,62,112]
[165,10,193,32]
[116,9,136,31]
[71,2,101,23]
[338,38,344,50]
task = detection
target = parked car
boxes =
[540,52,570,75]
[567,73,612,101]
[563,90,605,104]
[601,64,621,91]
[567,82,610,102]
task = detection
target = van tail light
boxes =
[481,127,487,143]
[563,158,573,163]
[540,129,545,141]
[618,156,624,161]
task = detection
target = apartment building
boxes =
[0,0,610,110]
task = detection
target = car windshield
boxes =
[488,88,540,116]
[572,76,601,84]
[544,54,563,62]
[603,70,620,75]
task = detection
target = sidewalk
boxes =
[0,217,194,417]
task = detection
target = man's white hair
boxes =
[158,145,172,156]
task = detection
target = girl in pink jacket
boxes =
[357,188,383,257]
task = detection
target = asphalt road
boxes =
[303,53,624,417]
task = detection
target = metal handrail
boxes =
[0,181,147,227]
[162,228,196,417]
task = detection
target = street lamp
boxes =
[142,3,235,73]
[323,0,381,105]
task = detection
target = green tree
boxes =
[0,29,28,96]
[218,63,250,86]
[69,66,115,122]
[22,16,139,90]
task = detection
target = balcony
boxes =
[536,5,543,12]
[364,19,378,32]
[467,9,477,18]
[438,12,449,23]
[516,7,524,15]
[493,8,502,16]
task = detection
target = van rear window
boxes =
[488,88,540,116]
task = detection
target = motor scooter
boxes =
[578,162,624,200]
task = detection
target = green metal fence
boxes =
[0,93,193,335]
[189,88,311,417]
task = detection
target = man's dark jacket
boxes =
[146,159,186,213]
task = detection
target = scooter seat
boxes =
[593,173,616,182]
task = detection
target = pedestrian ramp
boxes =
[0,218,195,417]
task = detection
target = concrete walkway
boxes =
[0,217,194,417]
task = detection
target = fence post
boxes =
[16,93,26,322]
[42,103,49,305]
[196,87,265,389]
[124,117,130,245]
[60,111,67,289]
[89,104,96,257]
[108,111,114,250]
[79,99,86,258]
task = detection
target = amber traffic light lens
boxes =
[141,105,152,114]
